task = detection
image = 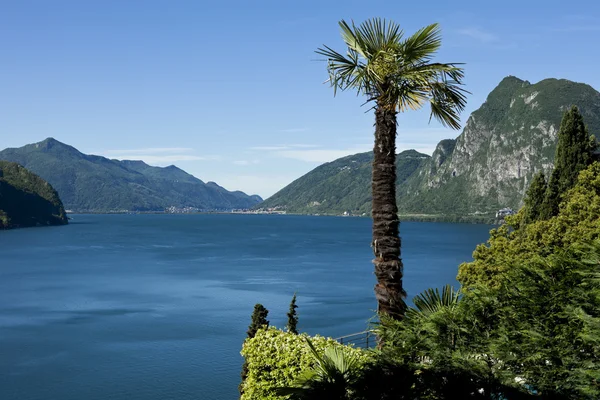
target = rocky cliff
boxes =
[397,77,600,216]
[261,77,600,219]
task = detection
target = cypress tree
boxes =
[523,171,547,223]
[240,304,269,395]
[540,169,561,220]
[286,293,299,334]
[246,303,269,339]
[540,106,596,219]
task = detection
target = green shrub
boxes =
[240,327,371,400]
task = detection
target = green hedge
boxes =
[240,327,371,400]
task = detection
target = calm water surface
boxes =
[0,214,492,400]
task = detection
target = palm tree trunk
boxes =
[372,106,407,320]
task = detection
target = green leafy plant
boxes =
[239,327,370,400]
[276,339,363,399]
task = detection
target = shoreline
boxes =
[66,211,498,225]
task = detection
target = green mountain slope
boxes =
[261,77,600,218]
[397,77,600,217]
[259,150,430,214]
[0,161,68,228]
[0,138,262,212]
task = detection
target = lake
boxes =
[0,214,492,400]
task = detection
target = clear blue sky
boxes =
[2,0,599,198]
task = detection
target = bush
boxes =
[240,327,371,400]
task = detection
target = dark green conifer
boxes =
[523,171,547,223]
[286,293,299,334]
[240,304,269,395]
[540,106,596,219]
[246,303,269,338]
[540,169,561,220]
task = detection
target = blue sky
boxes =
[2,0,599,198]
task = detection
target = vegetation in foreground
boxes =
[242,162,600,399]
[240,106,600,398]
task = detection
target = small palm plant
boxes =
[409,284,461,317]
[376,284,463,362]
[275,339,362,400]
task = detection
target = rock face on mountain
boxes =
[0,161,68,229]
[398,77,600,216]
[0,138,262,212]
[262,77,600,218]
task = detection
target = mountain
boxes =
[0,161,68,229]
[262,77,600,219]
[0,138,262,212]
[259,150,430,215]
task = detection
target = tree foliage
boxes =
[458,161,600,289]
[241,304,271,395]
[316,19,467,122]
[247,304,269,338]
[373,241,600,399]
[540,105,597,220]
[523,171,547,223]
[540,169,561,220]
[489,243,600,398]
[286,294,299,334]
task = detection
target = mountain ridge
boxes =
[260,76,600,219]
[0,138,262,212]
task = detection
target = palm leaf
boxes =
[410,284,461,316]
[399,23,441,64]
[316,17,467,131]
[275,338,361,399]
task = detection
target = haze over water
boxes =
[0,214,492,400]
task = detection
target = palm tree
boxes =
[316,19,467,320]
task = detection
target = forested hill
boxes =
[260,77,600,219]
[0,161,68,229]
[259,150,430,215]
[0,138,262,212]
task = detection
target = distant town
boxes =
[165,205,287,215]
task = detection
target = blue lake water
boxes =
[0,214,492,400]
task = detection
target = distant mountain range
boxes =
[0,161,68,228]
[0,138,262,212]
[261,77,600,220]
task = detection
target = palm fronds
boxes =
[316,18,468,128]
[275,338,361,399]
[411,284,461,314]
